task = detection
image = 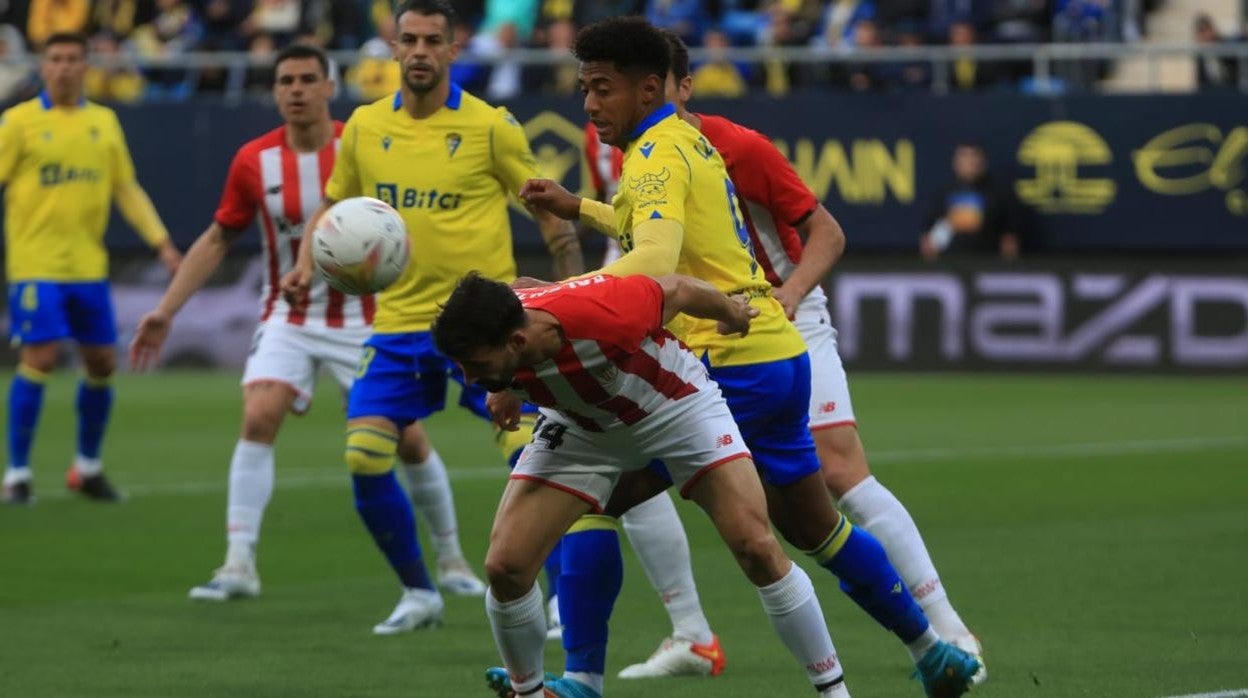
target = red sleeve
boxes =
[742,129,819,227]
[523,275,663,352]
[213,147,259,231]
[584,122,605,195]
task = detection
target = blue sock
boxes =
[75,377,113,459]
[7,366,47,468]
[811,518,930,644]
[543,538,563,599]
[352,470,433,590]
[559,516,623,677]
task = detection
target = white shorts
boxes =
[511,389,751,512]
[795,286,857,430]
[241,321,370,414]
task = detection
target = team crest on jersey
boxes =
[381,135,392,152]
[629,168,670,207]
[445,132,462,158]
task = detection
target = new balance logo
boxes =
[818,401,837,413]
[715,434,734,447]
[266,184,282,195]
[807,654,839,673]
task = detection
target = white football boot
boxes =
[436,557,487,597]
[617,635,725,678]
[951,633,987,685]
[545,594,563,641]
[372,587,444,635]
[188,562,261,601]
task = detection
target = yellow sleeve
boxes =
[324,113,362,201]
[578,198,617,237]
[490,107,540,197]
[595,217,683,278]
[0,109,23,185]
[115,182,170,248]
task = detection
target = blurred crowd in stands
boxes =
[0,0,1243,105]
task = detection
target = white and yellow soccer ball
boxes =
[311,197,410,295]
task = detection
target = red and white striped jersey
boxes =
[214,122,375,329]
[512,275,706,433]
[696,114,819,288]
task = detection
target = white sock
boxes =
[838,476,971,640]
[402,450,464,563]
[905,627,942,664]
[73,456,103,476]
[3,467,32,486]
[486,585,547,696]
[621,491,714,645]
[757,562,845,690]
[225,440,274,565]
[563,671,603,694]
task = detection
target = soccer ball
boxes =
[311,197,410,295]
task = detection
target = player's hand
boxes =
[511,276,554,290]
[919,234,939,261]
[130,310,172,371]
[771,283,801,321]
[519,179,582,220]
[717,294,760,337]
[157,242,183,275]
[487,391,524,431]
[281,264,312,307]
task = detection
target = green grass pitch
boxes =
[1,371,1246,697]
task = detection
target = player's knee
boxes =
[726,528,787,586]
[816,430,870,498]
[80,350,116,378]
[19,344,59,373]
[396,424,430,464]
[241,407,282,443]
[344,426,398,475]
[483,549,538,599]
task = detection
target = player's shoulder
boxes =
[236,125,287,157]
[455,86,522,130]
[0,97,41,124]
[699,113,774,156]
[346,93,398,126]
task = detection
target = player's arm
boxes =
[772,204,844,318]
[592,149,691,279]
[491,107,584,279]
[534,207,584,280]
[108,113,181,272]
[130,222,246,370]
[519,178,618,238]
[0,108,24,186]
[283,114,362,303]
[594,217,682,278]
[282,198,334,305]
[656,274,758,337]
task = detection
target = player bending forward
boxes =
[433,272,855,698]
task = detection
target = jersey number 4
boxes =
[532,415,567,450]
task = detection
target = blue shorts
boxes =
[7,280,117,347]
[707,353,820,487]
[347,331,534,428]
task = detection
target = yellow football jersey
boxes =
[0,94,139,281]
[614,104,805,366]
[326,84,538,333]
